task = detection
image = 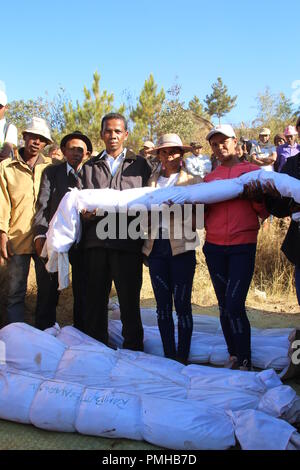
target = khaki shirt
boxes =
[0,150,52,254]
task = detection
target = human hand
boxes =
[0,231,14,265]
[35,237,46,257]
[80,209,97,221]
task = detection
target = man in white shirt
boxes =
[185,141,212,178]
[0,91,18,161]
[250,128,276,171]
[81,113,152,351]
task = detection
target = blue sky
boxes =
[1,0,299,126]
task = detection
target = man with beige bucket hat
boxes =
[0,117,55,326]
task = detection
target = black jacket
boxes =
[81,149,152,251]
[265,152,300,266]
[34,161,82,237]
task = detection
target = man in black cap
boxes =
[33,131,92,330]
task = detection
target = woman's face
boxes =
[275,138,285,147]
[158,147,182,171]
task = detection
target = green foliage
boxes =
[204,77,237,123]
[62,71,125,152]
[130,74,165,149]
[252,87,295,135]
[156,84,196,143]
[6,98,50,141]
[188,95,210,120]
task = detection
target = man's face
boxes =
[192,146,202,156]
[143,146,153,157]
[259,134,269,144]
[0,105,7,120]
[23,133,48,157]
[63,138,88,169]
[101,118,128,155]
[286,134,296,146]
[209,134,237,163]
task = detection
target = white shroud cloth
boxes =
[0,322,300,450]
[42,169,300,288]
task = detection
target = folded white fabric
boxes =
[1,323,300,450]
[108,309,292,371]
[44,170,300,288]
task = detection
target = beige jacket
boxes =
[0,150,52,254]
[142,167,203,257]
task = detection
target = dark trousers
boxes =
[6,254,56,326]
[203,242,257,368]
[35,246,87,331]
[148,240,196,362]
[85,247,144,351]
[295,266,300,305]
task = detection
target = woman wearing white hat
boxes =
[203,125,269,371]
[143,134,202,364]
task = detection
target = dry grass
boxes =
[0,218,299,328]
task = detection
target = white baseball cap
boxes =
[0,90,7,107]
[206,124,236,141]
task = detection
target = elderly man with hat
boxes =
[275,125,300,172]
[139,140,159,170]
[250,128,276,171]
[185,141,212,178]
[0,90,18,161]
[33,131,92,330]
[0,117,54,325]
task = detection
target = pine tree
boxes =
[130,74,165,145]
[62,71,125,151]
[204,77,237,124]
[188,95,209,119]
[157,84,196,143]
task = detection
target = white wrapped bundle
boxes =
[54,325,111,349]
[257,385,297,419]
[44,170,300,288]
[229,409,298,450]
[1,324,300,450]
[0,323,66,377]
[108,313,291,371]
[55,345,118,388]
[75,388,143,441]
[30,379,84,432]
[141,395,235,450]
[0,366,42,423]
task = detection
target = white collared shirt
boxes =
[102,148,127,176]
[66,162,82,175]
[0,118,18,148]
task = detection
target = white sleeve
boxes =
[5,124,18,146]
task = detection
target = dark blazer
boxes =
[266,152,300,266]
[81,149,152,251]
[34,161,82,237]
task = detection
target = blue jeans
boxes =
[203,242,257,367]
[148,239,196,362]
[295,266,300,305]
[6,254,58,327]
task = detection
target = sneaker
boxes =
[239,359,253,372]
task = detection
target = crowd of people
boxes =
[1,88,300,376]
